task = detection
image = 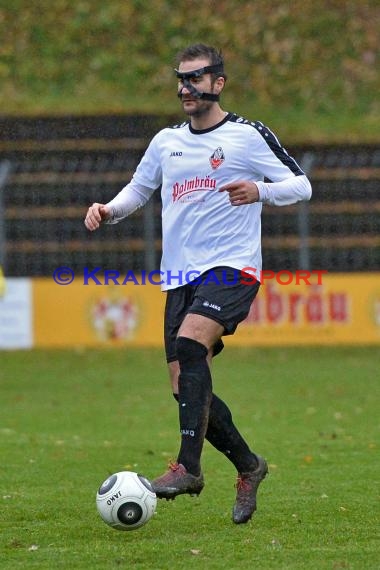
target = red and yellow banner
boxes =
[32,278,165,348]
[29,273,380,348]
[229,273,380,346]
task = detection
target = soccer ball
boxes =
[96,471,157,531]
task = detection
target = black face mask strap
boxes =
[179,78,204,99]
[175,64,224,102]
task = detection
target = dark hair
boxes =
[175,43,227,81]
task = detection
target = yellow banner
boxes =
[32,273,380,347]
[33,278,165,348]
[228,272,380,346]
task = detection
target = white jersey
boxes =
[107,112,311,290]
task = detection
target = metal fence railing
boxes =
[0,160,11,272]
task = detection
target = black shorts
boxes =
[164,266,260,363]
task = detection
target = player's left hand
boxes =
[219,181,260,206]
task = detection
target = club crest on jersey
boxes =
[209,147,225,170]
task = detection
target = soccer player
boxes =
[85,43,312,524]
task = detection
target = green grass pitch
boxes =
[1,346,379,569]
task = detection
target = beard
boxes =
[181,98,214,117]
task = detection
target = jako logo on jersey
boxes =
[170,151,183,156]
[209,147,225,169]
[172,175,216,202]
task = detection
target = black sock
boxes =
[206,394,258,472]
[173,392,258,473]
[175,337,212,476]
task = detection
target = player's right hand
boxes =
[84,203,111,231]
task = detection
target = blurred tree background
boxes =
[0,0,379,142]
